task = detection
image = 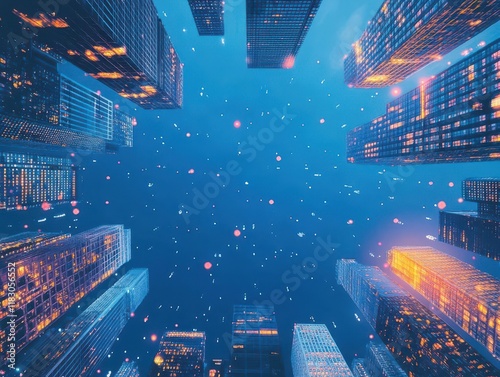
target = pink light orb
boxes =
[71,201,77,207]
[428,181,434,186]
[106,175,111,180]
[188,168,195,174]
[437,201,447,210]
[378,242,382,246]
[233,120,241,129]
[151,334,158,342]
[276,156,282,162]
[204,262,213,270]
[72,208,80,215]
[186,132,191,137]
[458,198,464,203]
[233,229,241,237]
[393,218,399,224]
[448,182,454,187]
[24,224,29,229]
[347,219,354,225]
[41,202,51,211]
[319,118,325,124]
[105,201,109,205]
[269,199,275,205]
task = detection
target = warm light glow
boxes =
[13,9,69,28]
[282,55,295,69]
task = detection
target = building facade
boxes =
[347,39,500,164]
[207,359,228,377]
[5,0,183,109]
[187,0,224,36]
[246,0,323,68]
[388,246,500,359]
[351,359,370,377]
[291,324,353,377]
[10,268,149,377]
[0,225,131,362]
[150,331,206,377]
[336,259,499,376]
[440,178,500,259]
[344,0,500,87]
[114,361,140,377]
[228,305,285,376]
[359,342,406,377]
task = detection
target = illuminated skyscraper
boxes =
[5,0,183,109]
[351,342,406,377]
[440,178,500,259]
[0,226,131,363]
[291,324,353,377]
[228,305,285,376]
[0,35,134,152]
[246,0,323,68]
[114,361,140,377]
[150,331,206,377]
[347,39,500,164]
[336,259,499,376]
[188,0,224,36]
[344,0,500,87]
[10,268,149,377]
[388,246,500,360]
[0,144,77,210]
[207,359,228,377]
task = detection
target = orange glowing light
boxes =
[282,55,295,69]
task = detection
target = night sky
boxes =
[1,1,500,376]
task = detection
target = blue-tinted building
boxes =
[114,361,140,377]
[246,0,323,68]
[228,305,285,376]
[5,0,183,109]
[353,342,406,377]
[336,259,499,376]
[291,324,353,377]
[344,0,500,87]
[347,39,500,164]
[10,269,149,377]
[440,178,500,259]
[188,0,224,36]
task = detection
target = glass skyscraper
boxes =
[440,178,500,259]
[228,305,285,376]
[10,268,149,377]
[246,0,323,68]
[114,361,140,377]
[291,323,353,377]
[336,259,499,376]
[388,246,500,360]
[188,0,224,36]
[0,225,131,364]
[347,39,500,164]
[344,0,500,87]
[351,341,406,377]
[5,0,183,109]
[0,145,77,210]
[150,331,206,377]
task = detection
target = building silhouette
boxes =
[347,39,500,164]
[10,268,149,377]
[336,259,500,376]
[246,0,323,68]
[0,225,131,363]
[188,0,224,36]
[388,246,500,360]
[351,341,406,377]
[114,361,140,377]
[291,323,353,376]
[150,331,206,377]
[228,305,285,376]
[440,178,500,259]
[344,0,500,87]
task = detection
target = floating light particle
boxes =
[106,176,111,180]
[130,312,135,318]
[448,182,454,187]
[71,201,77,207]
[186,132,191,137]
[188,168,195,174]
[105,201,109,205]
[233,120,241,128]
[458,198,464,203]
[282,55,295,69]
[428,181,434,186]
[393,218,399,224]
[319,118,325,124]
[369,334,374,339]
[392,88,401,96]
[125,358,129,362]
[347,219,354,225]
[437,201,446,210]
[204,262,212,270]
[70,153,75,157]
[73,208,80,215]
[233,229,241,237]
[41,202,51,211]
[24,224,28,229]
[131,118,137,127]
[383,263,389,268]
[276,156,282,162]
[378,242,382,246]
[269,199,275,205]
[151,334,158,342]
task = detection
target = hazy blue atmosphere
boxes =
[1,1,500,376]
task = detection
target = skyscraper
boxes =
[114,361,140,377]
[10,268,149,377]
[150,331,206,377]
[188,0,224,36]
[440,178,500,259]
[207,359,228,377]
[353,342,407,377]
[246,0,323,68]
[228,305,285,376]
[0,143,77,210]
[388,246,500,360]
[5,0,183,109]
[0,34,134,153]
[0,225,131,362]
[291,324,353,377]
[344,0,500,87]
[336,259,500,376]
[347,39,500,164]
